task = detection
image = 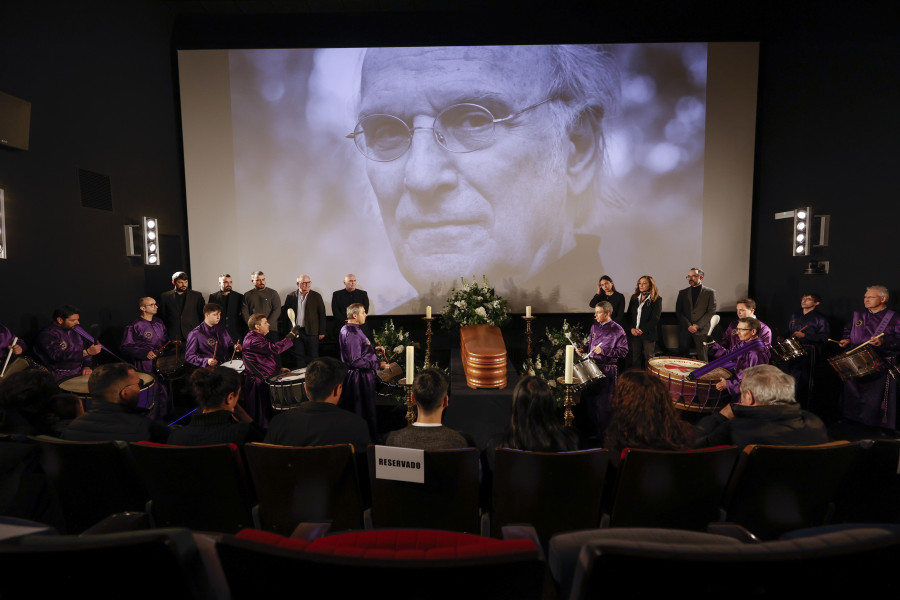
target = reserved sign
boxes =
[374,445,425,483]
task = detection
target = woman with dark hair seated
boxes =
[167,367,263,446]
[486,376,580,469]
[603,370,694,466]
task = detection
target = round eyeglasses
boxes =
[347,98,552,162]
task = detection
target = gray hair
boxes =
[740,364,796,405]
[595,301,613,315]
[868,285,890,301]
[346,303,365,320]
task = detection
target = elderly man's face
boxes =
[358,47,574,289]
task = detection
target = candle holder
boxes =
[400,377,416,425]
[522,315,536,359]
[556,377,581,427]
[423,316,436,368]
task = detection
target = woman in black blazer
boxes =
[626,275,662,369]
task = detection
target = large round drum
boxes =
[0,356,46,381]
[59,371,157,411]
[827,345,884,381]
[267,368,306,410]
[648,356,732,413]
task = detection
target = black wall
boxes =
[1,0,897,350]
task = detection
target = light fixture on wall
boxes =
[774,207,830,259]
[0,189,6,260]
[124,216,160,266]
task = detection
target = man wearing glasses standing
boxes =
[282,274,326,369]
[350,45,618,311]
[676,267,718,361]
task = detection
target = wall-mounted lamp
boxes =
[774,207,830,258]
[124,216,160,266]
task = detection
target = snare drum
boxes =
[221,359,245,373]
[267,368,307,410]
[572,358,604,389]
[827,345,885,381]
[648,356,732,413]
[59,371,156,411]
[771,338,807,364]
[157,351,188,380]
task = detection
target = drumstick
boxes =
[0,336,17,378]
[287,308,296,327]
[827,339,842,344]
[212,341,219,367]
[853,332,884,351]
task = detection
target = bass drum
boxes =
[0,356,47,381]
[59,371,157,412]
[267,368,307,411]
[648,356,732,413]
[157,351,189,380]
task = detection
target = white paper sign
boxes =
[374,445,425,484]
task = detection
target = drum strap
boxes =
[874,310,896,337]
[243,357,266,380]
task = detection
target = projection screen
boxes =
[178,42,758,315]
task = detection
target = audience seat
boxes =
[833,438,900,523]
[606,446,739,530]
[217,528,543,599]
[244,442,365,534]
[129,442,255,533]
[723,441,862,539]
[367,446,481,533]
[490,448,609,550]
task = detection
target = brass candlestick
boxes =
[423,316,436,368]
[556,377,581,427]
[400,377,416,425]
[522,315,536,359]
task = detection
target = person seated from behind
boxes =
[61,363,169,442]
[486,376,580,470]
[265,357,371,452]
[694,364,829,448]
[385,368,469,449]
[603,370,695,466]
[168,367,263,446]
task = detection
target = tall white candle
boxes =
[406,346,415,383]
[525,305,532,318]
[426,306,432,318]
[564,345,574,384]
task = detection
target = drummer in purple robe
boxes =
[719,298,772,350]
[0,322,25,363]
[838,285,900,431]
[34,306,102,381]
[339,303,389,440]
[241,313,301,427]
[185,303,241,368]
[784,293,831,409]
[120,297,171,420]
[709,316,771,400]
[576,301,629,444]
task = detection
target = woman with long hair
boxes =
[489,376,580,467]
[626,275,662,369]
[590,275,626,328]
[604,370,694,464]
[168,366,262,445]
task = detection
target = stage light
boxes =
[142,216,160,266]
[792,206,811,256]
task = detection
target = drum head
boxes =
[221,359,245,373]
[648,356,730,381]
[269,368,306,384]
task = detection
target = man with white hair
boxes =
[350,44,619,311]
[838,285,900,431]
[693,364,828,448]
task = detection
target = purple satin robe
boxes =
[709,338,771,397]
[788,309,830,344]
[185,322,234,367]
[34,325,92,381]
[339,322,379,439]
[0,323,25,363]
[841,309,900,428]
[722,319,773,350]
[120,316,171,419]
[579,320,629,440]
[241,330,295,426]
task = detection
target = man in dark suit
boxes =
[331,273,370,338]
[282,274,327,368]
[265,357,370,451]
[675,267,717,361]
[208,273,246,342]
[158,271,204,342]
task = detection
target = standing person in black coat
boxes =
[208,273,246,343]
[158,271,204,342]
[626,275,662,369]
[589,275,626,329]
